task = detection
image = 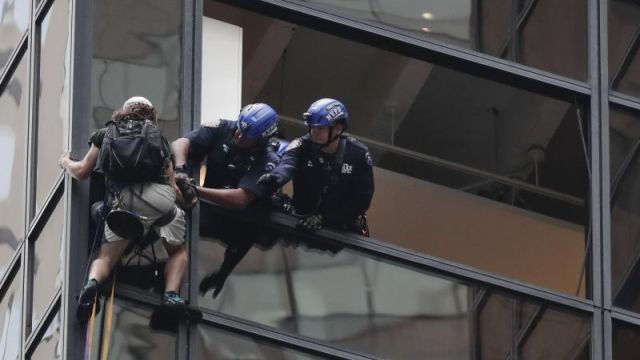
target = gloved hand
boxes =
[271,193,292,214]
[257,173,284,189]
[174,165,190,183]
[174,167,198,210]
[296,214,323,232]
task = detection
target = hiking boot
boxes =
[76,279,100,323]
[162,291,186,308]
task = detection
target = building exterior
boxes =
[0,0,639,358]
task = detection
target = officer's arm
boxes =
[270,142,303,185]
[196,186,256,210]
[171,137,191,168]
[59,145,99,181]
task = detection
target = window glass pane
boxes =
[31,200,63,329]
[203,4,589,297]
[608,0,640,99]
[197,208,591,360]
[34,0,70,216]
[0,55,29,278]
[613,320,640,360]
[282,0,587,80]
[96,299,176,359]
[197,324,324,359]
[610,106,640,313]
[89,0,183,140]
[28,311,61,360]
[0,0,29,74]
[0,269,22,360]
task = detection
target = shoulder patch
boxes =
[202,119,222,128]
[365,152,373,166]
[286,138,303,151]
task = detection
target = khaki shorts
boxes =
[104,182,186,246]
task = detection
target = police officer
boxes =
[172,103,280,208]
[171,103,281,296]
[258,98,374,234]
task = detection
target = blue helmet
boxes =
[237,103,279,141]
[303,98,349,129]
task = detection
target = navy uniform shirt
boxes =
[184,119,277,203]
[272,134,374,228]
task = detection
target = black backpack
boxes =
[99,118,166,184]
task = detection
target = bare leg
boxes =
[164,244,188,293]
[88,240,131,283]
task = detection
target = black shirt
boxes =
[271,134,374,228]
[184,119,276,201]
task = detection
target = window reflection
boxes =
[99,299,176,359]
[609,0,640,99]
[0,55,28,279]
[284,0,587,80]
[204,3,589,296]
[0,269,22,360]
[34,0,70,216]
[610,106,640,313]
[0,0,29,74]
[613,320,640,360]
[90,0,182,140]
[197,207,590,360]
[31,199,64,329]
[28,311,61,360]
[197,324,324,360]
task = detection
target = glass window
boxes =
[608,0,640,99]
[0,269,22,360]
[613,320,640,360]
[34,0,70,216]
[197,208,591,360]
[0,0,29,74]
[0,55,29,278]
[89,0,183,140]
[28,311,61,360]
[197,324,325,360]
[31,199,63,329]
[94,299,176,359]
[610,106,640,313]
[203,4,589,297]
[281,0,587,80]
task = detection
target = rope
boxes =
[100,273,117,360]
[84,296,98,360]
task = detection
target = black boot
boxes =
[76,279,100,323]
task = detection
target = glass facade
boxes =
[28,311,61,360]
[610,106,640,313]
[33,0,70,216]
[608,0,640,99]
[197,325,324,359]
[287,0,587,80]
[0,0,29,74]
[198,207,590,359]
[31,200,63,329]
[89,0,183,140]
[0,0,637,359]
[204,1,588,298]
[0,54,29,279]
[0,269,22,360]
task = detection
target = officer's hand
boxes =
[296,214,323,232]
[271,193,292,214]
[257,173,283,189]
[174,165,190,183]
[176,176,198,210]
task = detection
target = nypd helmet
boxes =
[237,103,279,141]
